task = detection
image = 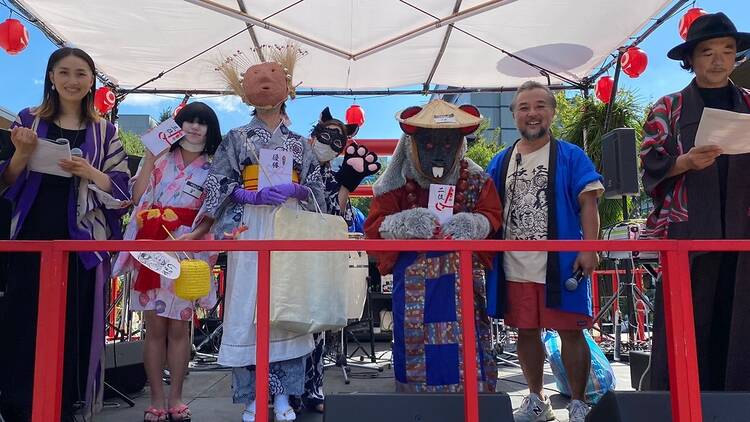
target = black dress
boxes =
[0,124,96,422]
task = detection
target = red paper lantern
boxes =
[345,104,365,127]
[94,87,116,115]
[595,76,614,104]
[0,18,30,55]
[678,8,708,41]
[620,47,648,78]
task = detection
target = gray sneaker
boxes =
[567,400,590,422]
[513,393,556,422]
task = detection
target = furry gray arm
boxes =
[379,208,440,239]
[442,212,491,240]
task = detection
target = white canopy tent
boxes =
[12,0,682,93]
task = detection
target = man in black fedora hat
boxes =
[641,11,750,391]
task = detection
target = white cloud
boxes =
[199,95,245,114]
[32,79,44,85]
[120,94,180,106]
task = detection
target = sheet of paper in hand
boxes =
[428,184,456,224]
[140,118,184,155]
[257,148,293,190]
[130,251,181,279]
[695,107,750,154]
[28,137,72,177]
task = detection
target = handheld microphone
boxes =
[70,147,83,158]
[565,268,583,291]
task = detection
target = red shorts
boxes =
[504,281,592,330]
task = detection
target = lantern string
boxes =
[162,225,191,260]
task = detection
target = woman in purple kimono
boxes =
[0,48,130,422]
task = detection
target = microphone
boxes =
[565,268,583,291]
[502,152,523,241]
[70,147,83,158]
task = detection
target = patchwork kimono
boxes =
[365,159,500,392]
[198,117,325,403]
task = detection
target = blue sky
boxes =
[0,0,747,139]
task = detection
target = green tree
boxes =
[465,118,504,168]
[159,107,173,123]
[553,90,647,228]
[119,130,145,157]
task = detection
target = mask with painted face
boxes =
[396,100,482,185]
[241,62,289,109]
[410,128,463,183]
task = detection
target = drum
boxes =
[347,233,368,320]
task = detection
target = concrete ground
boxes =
[97,343,633,422]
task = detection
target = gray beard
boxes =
[519,126,549,141]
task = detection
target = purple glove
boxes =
[231,186,286,205]
[271,183,310,201]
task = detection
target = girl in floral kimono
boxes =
[113,102,221,421]
[199,45,325,422]
[0,47,130,422]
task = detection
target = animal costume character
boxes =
[364,99,501,392]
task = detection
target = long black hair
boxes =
[36,47,99,123]
[172,102,223,155]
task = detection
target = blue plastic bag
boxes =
[543,330,616,404]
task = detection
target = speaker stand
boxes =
[593,258,654,360]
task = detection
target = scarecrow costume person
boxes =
[364,99,501,392]
[198,43,324,422]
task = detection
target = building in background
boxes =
[0,105,15,129]
[437,90,520,145]
[118,114,157,135]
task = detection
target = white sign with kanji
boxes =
[428,183,456,224]
[257,148,293,190]
[140,118,184,155]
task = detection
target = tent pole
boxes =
[603,49,624,134]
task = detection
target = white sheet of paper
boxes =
[28,138,72,177]
[257,148,293,190]
[428,184,456,224]
[140,118,184,155]
[695,107,750,155]
[130,251,181,279]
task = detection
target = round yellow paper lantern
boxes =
[174,259,211,301]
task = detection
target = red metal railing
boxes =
[2,239,747,422]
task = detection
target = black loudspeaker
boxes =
[629,350,651,390]
[587,391,750,421]
[324,393,513,422]
[600,128,639,198]
[103,340,146,399]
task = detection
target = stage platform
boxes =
[97,342,634,422]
